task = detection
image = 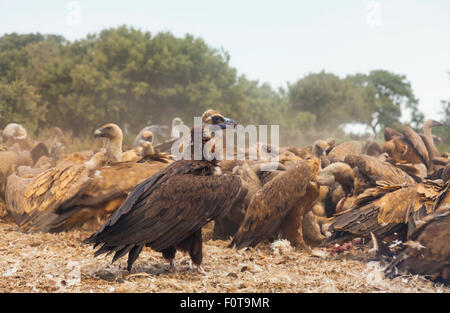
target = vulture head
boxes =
[317,162,355,213]
[317,162,355,196]
[312,140,331,158]
[94,123,123,141]
[171,117,184,128]
[202,109,237,129]
[423,119,443,130]
[137,130,155,156]
[2,123,28,142]
[140,130,154,143]
[94,123,123,163]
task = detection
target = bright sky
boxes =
[1,0,449,123]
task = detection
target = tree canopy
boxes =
[0,26,428,145]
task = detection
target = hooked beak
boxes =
[218,117,237,129]
[432,120,444,127]
[94,128,103,138]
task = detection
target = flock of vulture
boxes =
[0,110,449,287]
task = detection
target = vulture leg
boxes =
[162,246,177,273]
[281,208,311,252]
[189,229,205,275]
[175,229,205,275]
[212,218,239,240]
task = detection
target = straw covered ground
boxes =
[0,218,448,293]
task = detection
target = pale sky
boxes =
[1,0,449,123]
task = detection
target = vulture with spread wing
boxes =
[324,179,446,247]
[5,123,172,233]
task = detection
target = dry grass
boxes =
[0,219,448,293]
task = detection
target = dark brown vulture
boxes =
[230,158,354,251]
[84,125,245,275]
[154,109,236,153]
[384,210,450,285]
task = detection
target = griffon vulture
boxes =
[5,124,172,233]
[324,179,447,248]
[230,158,354,251]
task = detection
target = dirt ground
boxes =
[0,219,448,293]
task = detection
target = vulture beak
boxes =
[218,117,237,129]
[431,120,444,127]
[94,128,103,138]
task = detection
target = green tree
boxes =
[287,71,363,132]
[346,70,422,136]
[0,79,47,133]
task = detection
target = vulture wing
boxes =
[401,126,430,168]
[77,162,169,207]
[5,161,91,232]
[326,181,439,245]
[230,160,312,249]
[385,210,450,285]
[85,161,245,264]
[344,154,415,186]
[327,141,362,162]
[384,127,402,141]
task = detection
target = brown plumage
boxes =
[325,179,445,246]
[382,126,430,176]
[6,161,91,229]
[344,154,415,193]
[384,210,450,285]
[363,140,382,157]
[155,108,237,153]
[384,127,402,141]
[85,160,244,274]
[5,159,170,233]
[213,161,262,239]
[420,119,443,171]
[230,158,324,250]
[0,150,34,198]
[84,123,244,274]
[327,141,362,163]
[93,123,124,164]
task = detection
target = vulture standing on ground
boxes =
[212,161,262,239]
[230,157,354,251]
[85,123,246,275]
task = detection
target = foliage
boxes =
[0,27,425,146]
